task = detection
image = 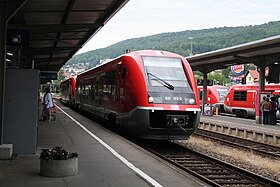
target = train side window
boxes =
[82,85,86,99]
[104,71,116,96]
[91,84,95,99]
[233,91,247,101]
[122,68,127,78]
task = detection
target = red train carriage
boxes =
[197,85,229,105]
[197,85,229,113]
[60,77,76,106]
[224,84,280,118]
[75,50,201,140]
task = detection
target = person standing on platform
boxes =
[260,96,266,124]
[270,97,277,125]
[44,88,54,121]
[261,97,271,125]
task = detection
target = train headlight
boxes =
[189,98,195,104]
[148,96,154,103]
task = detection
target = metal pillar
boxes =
[255,64,266,124]
[0,1,7,145]
[259,64,265,91]
[202,72,208,115]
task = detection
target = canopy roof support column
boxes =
[202,72,208,115]
[258,64,265,91]
[0,1,7,145]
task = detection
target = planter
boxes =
[40,157,78,177]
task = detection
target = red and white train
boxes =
[223,84,280,118]
[60,77,76,106]
[197,85,229,106]
[61,50,201,140]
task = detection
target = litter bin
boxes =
[204,104,213,116]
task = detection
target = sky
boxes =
[76,0,280,55]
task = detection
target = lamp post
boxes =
[188,37,193,56]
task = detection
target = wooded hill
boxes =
[66,21,280,69]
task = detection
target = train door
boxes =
[255,91,273,124]
[116,63,127,112]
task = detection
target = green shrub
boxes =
[40,146,78,160]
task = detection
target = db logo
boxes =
[171,105,179,110]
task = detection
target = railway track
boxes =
[138,140,280,187]
[195,129,280,158]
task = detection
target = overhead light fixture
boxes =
[274,61,279,65]
[5,59,11,62]
[6,52,13,56]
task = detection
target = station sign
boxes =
[40,71,57,80]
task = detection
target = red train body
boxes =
[197,85,229,105]
[64,50,201,139]
[223,84,280,118]
[60,77,76,105]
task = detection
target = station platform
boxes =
[200,114,280,135]
[200,114,280,146]
[0,100,206,187]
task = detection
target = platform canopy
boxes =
[6,0,129,72]
[186,35,280,73]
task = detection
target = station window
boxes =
[233,91,247,101]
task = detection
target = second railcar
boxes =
[197,85,229,105]
[60,77,76,106]
[224,84,280,118]
[75,50,201,140]
[197,85,229,113]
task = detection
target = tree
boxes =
[208,72,228,85]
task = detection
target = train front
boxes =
[125,52,201,140]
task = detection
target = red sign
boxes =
[231,65,244,75]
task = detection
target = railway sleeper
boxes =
[215,179,257,185]
[164,154,194,158]
[182,164,214,167]
[189,168,226,172]
[206,175,242,179]
[175,160,207,164]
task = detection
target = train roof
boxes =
[130,50,184,58]
[197,85,229,88]
[76,50,186,79]
[60,77,76,85]
[229,83,280,90]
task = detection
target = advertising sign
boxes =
[231,65,244,76]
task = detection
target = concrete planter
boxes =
[40,157,78,177]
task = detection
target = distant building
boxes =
[61,63,86,79]
[100,59,112,64]
[246,69,259,84]
[245,68,269,84]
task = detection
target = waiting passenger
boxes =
[261,96,266,124]
[44,88,54,122]
[270,97,277,125]
[261,98,271,125]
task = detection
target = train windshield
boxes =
[142,56,195,104]
[143,56,190,88]
[216,88,229,102]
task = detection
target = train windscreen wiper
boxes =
[147,72,174,90]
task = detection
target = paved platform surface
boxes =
[201,114,280,136]
[0,101,207,187]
